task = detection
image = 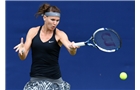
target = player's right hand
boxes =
[13,37,25,55]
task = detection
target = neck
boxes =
[42,25,52,34]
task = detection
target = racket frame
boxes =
[74,28,122,52]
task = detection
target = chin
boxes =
[51,27,55,30]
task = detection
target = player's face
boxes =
[44,16,60,30]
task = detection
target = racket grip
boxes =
[74,42,85,46]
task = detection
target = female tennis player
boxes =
[13,3,79,90]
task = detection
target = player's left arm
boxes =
[57,29,78,55]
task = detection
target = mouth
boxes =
[50,26,55,30]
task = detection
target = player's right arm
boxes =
[14,27,37,60]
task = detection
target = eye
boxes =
[56,20,60,22]
[51,19,55,21]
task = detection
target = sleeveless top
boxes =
[30,26,61,79]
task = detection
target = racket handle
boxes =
[74,42,85,46]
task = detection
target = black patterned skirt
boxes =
[23,77,70,90]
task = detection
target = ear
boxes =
[43,15,47,21]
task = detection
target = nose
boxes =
[53,21,57,25]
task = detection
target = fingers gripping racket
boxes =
[74,28,122,52]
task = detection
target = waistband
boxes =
[30,77,64,84]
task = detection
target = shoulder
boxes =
[56,28,67,36]
[28,26,40,33]
[26,26,41,38]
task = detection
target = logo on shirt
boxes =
[48,41,54,43]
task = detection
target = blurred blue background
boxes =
[6,1,135,90]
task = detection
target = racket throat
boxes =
[85,42,96,47]
[85,37,96,47]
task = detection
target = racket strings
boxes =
[93,28,121,52]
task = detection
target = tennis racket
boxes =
[74,28,122,52]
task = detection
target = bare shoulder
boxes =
[27,26,41,38]
[28,26,40,33]
[56,28,67,36]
